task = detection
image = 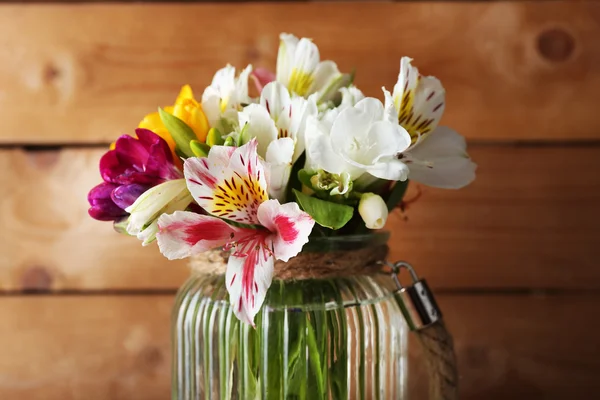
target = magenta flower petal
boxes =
[251,68,276,93]
[88,182,127,221]
[111,183,149,209]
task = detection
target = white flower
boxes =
[125,179,193,245]
[276,33,348,102]
[305,97,412,181]
[358,193,388,229]
[382,57,476,189]
[239,81,317,201]
[339,86,365,109]
[202,64,253,132]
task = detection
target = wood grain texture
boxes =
[1,145,599,291]
[0,294,596,399]
[0,148,190,292]
[0,2,599,143]
[0,296,172,400]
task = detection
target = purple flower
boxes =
[100,128,181,186]
[88,129,182,221]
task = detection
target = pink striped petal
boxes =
[184,139,269,225]
[156,211,238,260]
[226,244,274,326]
[257,199,314,262]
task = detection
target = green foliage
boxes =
[206,128,225,146]
[385,180,409,211]
[293,189,354,230]
[189,140,210,157]
[158,107,197,158]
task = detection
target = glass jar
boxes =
[172,233,408,400]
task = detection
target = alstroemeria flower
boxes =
[239,81,317,201]
[139,85,210,158]
[125,179,193,245]
[276,33,347,103]
[382,57,476,189]
[202,64,253,132]
[88,129,182,222]
[156,140,314,325]
[305,98,412,181]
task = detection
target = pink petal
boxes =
[257,199,315,262]
[226,243,274,326]
[185,140,269,225]
[251,68,276,93]
[156,211,238,260]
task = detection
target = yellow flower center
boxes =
[288,68,314,97]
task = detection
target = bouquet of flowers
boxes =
[88,33,476,326]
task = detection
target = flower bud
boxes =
[358,193,388,229]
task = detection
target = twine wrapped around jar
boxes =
[190,247,459,400]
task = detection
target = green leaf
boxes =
[223,136,235,147]
[158,107,196,158]
[189,140,210,157]
[206,127,224,147]
[385,180,409,211]
[293,189,353,230]
[297,169,316,190]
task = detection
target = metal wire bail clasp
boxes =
[382,261,442,331]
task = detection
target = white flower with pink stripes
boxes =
[156,139,314,325]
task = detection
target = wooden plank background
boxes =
[0,2,599,399]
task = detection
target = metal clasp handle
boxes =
[381,260,442,331]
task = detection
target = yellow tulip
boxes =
[138,85,210,156]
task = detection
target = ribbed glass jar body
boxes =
[172,235,408,400]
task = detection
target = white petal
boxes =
[382,87,398,124]
[367,159,410,181]
[277,33,299,86]
[125,179,190,236]
[265,138,294,201]
[392,57,419,106]
[200,87,222,127]
[226,248,274,326]
[289,95,317,162]
[393,57,445,137]
[365,121,412,164]
[234,64,253,106]
[239,104,278,158]
[156,211,238,260]
[260,81,291,121]
[293,38,320,76]
[257,199,314,262]
[354,97,385,122]
[406,126,476,189]
[266,138,294,165]
[185,140,268,224]
[308,60,340,96]
[340,86,365,109]
[304,115,356,176]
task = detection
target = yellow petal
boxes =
[176,85,194,103]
